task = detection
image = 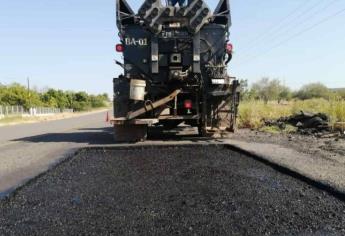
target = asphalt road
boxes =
[0,111,113,196]
[1,146,344,235]
[0,111,211,197]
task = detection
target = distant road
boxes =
[0,111,111,143]
[0,110,113,196]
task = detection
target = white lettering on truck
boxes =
[124,38,148,46]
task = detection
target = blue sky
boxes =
[0,0,344,95]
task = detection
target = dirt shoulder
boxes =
[228,129,345,164]
[225,129,345,194]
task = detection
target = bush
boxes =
[294,83,331,100]
[245,78,292,103]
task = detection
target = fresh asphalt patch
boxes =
[0,145,344,235]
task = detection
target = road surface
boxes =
[1,112,345,235]
[0,111,207,197]
[1,146,344,235]
[0,111,113,196]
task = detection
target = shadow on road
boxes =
[13,126,221,144]
[148,127,217,143]
[12,127,115,145]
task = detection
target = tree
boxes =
[295,83,330,100]
[0,84,109,111]
[238,79,251,101]
[41,89,69,109]
[0,83,42,109]
[101,93,110,101]
[278,85,292,103]
[250,78,290,103]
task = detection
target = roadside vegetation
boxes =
[238,78,345,130]
[0,83,110,112]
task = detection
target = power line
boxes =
[258,0,338,47]
[239,0,314,52]
[237,6,345,67]
[239,0,339,59]
[238,0,340,63]
[242,0,339,59]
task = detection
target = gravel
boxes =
[1,145,345,235]
[227,129,345,165]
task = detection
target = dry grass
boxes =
[238,98,345,129]
[0,116,28,124]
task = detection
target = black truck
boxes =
[112,0,239,142]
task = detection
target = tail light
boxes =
[226,43,233,54]
[184,100,193,109]
[115,44,124,52]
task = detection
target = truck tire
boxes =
[198,125,207,137]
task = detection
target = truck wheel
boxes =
[198,125,205,137]
[114,124,148,143]
[197,122,208,137]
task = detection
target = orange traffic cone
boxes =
[105,111,110,123]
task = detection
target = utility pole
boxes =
[27,77,31,110]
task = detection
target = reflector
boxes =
[226,43,233,53]
[116,44,124,52]
[184,100,193,109]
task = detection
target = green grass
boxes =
[259,124,298,134]
[238,98,345,130]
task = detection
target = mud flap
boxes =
[114,124,148,143]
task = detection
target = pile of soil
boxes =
[264,111,332,135]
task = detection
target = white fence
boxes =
[0,106,24,116]
[0,105,73,119]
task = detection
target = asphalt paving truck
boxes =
[112,0,239,142]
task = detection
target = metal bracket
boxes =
[111,118,159,126]
[151,36,159,74]
[193,32,201,73]
[127,89,181,120]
